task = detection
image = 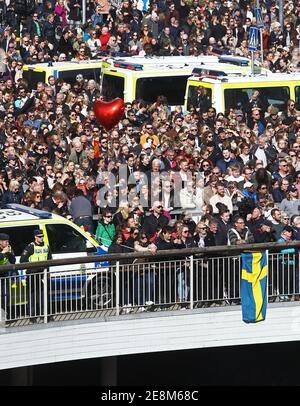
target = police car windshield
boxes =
[136,76,189,105]
[23,70,46,91]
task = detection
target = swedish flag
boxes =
[241,251,268,323]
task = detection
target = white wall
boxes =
[1,303,300,370]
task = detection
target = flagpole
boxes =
[266,249,269,305]
[255,2,264,66]
[260,29,263,65]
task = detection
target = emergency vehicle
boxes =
[100,55,255,107]
[184,72,300,114]
[0,205,110,309]
[23,59,103,89]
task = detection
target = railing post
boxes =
[116,261,120,316]
[190,255,194,309]
[266,249,269,299]
[43,268,48,324]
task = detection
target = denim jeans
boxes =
[177,269,189,302]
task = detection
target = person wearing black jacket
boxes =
[215,209,231,246]
[56,29,74,60]
[142,201,169,240]
[173,225,196,303]
[155,226,182,304]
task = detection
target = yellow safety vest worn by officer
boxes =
[0,256,9,266]
[0,251,22,304]
[29,244,49,262]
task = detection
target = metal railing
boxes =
[1,241,300,325]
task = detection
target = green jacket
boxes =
[95,222,115,247]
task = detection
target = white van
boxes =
[185,72,300,114]
[23,60,103,90]
[100,55,263,107]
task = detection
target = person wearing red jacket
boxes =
[99,26,111,52]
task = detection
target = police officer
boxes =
[20,229,52,322]
[0,233,16,319]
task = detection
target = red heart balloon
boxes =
[93,98,125,131]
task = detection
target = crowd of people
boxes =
[0,0,299,259]
[0,0,300,66]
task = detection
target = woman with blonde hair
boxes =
[2,179,23,205]
[113,201,131,228]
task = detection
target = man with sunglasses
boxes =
[140,123,159,149]
[142,201,169,240]
[272,158,293,183]
[20,229,52,323]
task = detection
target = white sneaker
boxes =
[145,301,154,306]
[122,304,133,314]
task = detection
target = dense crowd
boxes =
[1,0,300,66]
[0,0,299,260]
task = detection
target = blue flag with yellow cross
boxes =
[241,251,268,323]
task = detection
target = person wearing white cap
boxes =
[242,181,258,204]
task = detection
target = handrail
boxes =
[0,240,299,274]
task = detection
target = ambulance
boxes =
[0,204,111,309]
[100,55,254,106]
[184,72,300,114]
[23,59,103,89]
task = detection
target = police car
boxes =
[23,60,103,90]
[0,204,111,309]
[100,55,266,108]
[185,71,300,114]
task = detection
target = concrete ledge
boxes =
[1,303,300,370]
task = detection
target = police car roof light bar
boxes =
[113,61,143,70]
[5,204,53,219]
[192,68,228,78]
[219,55,250,66]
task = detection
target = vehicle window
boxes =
[136,76,189,105]
[224,86,290,112]
[187,85,212,111]
[0,226,39,256]
[45,224,87,254]
[295,86,300,110]
[101,74,124,100]
[59,68,101,84]
[23,70,46,91]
